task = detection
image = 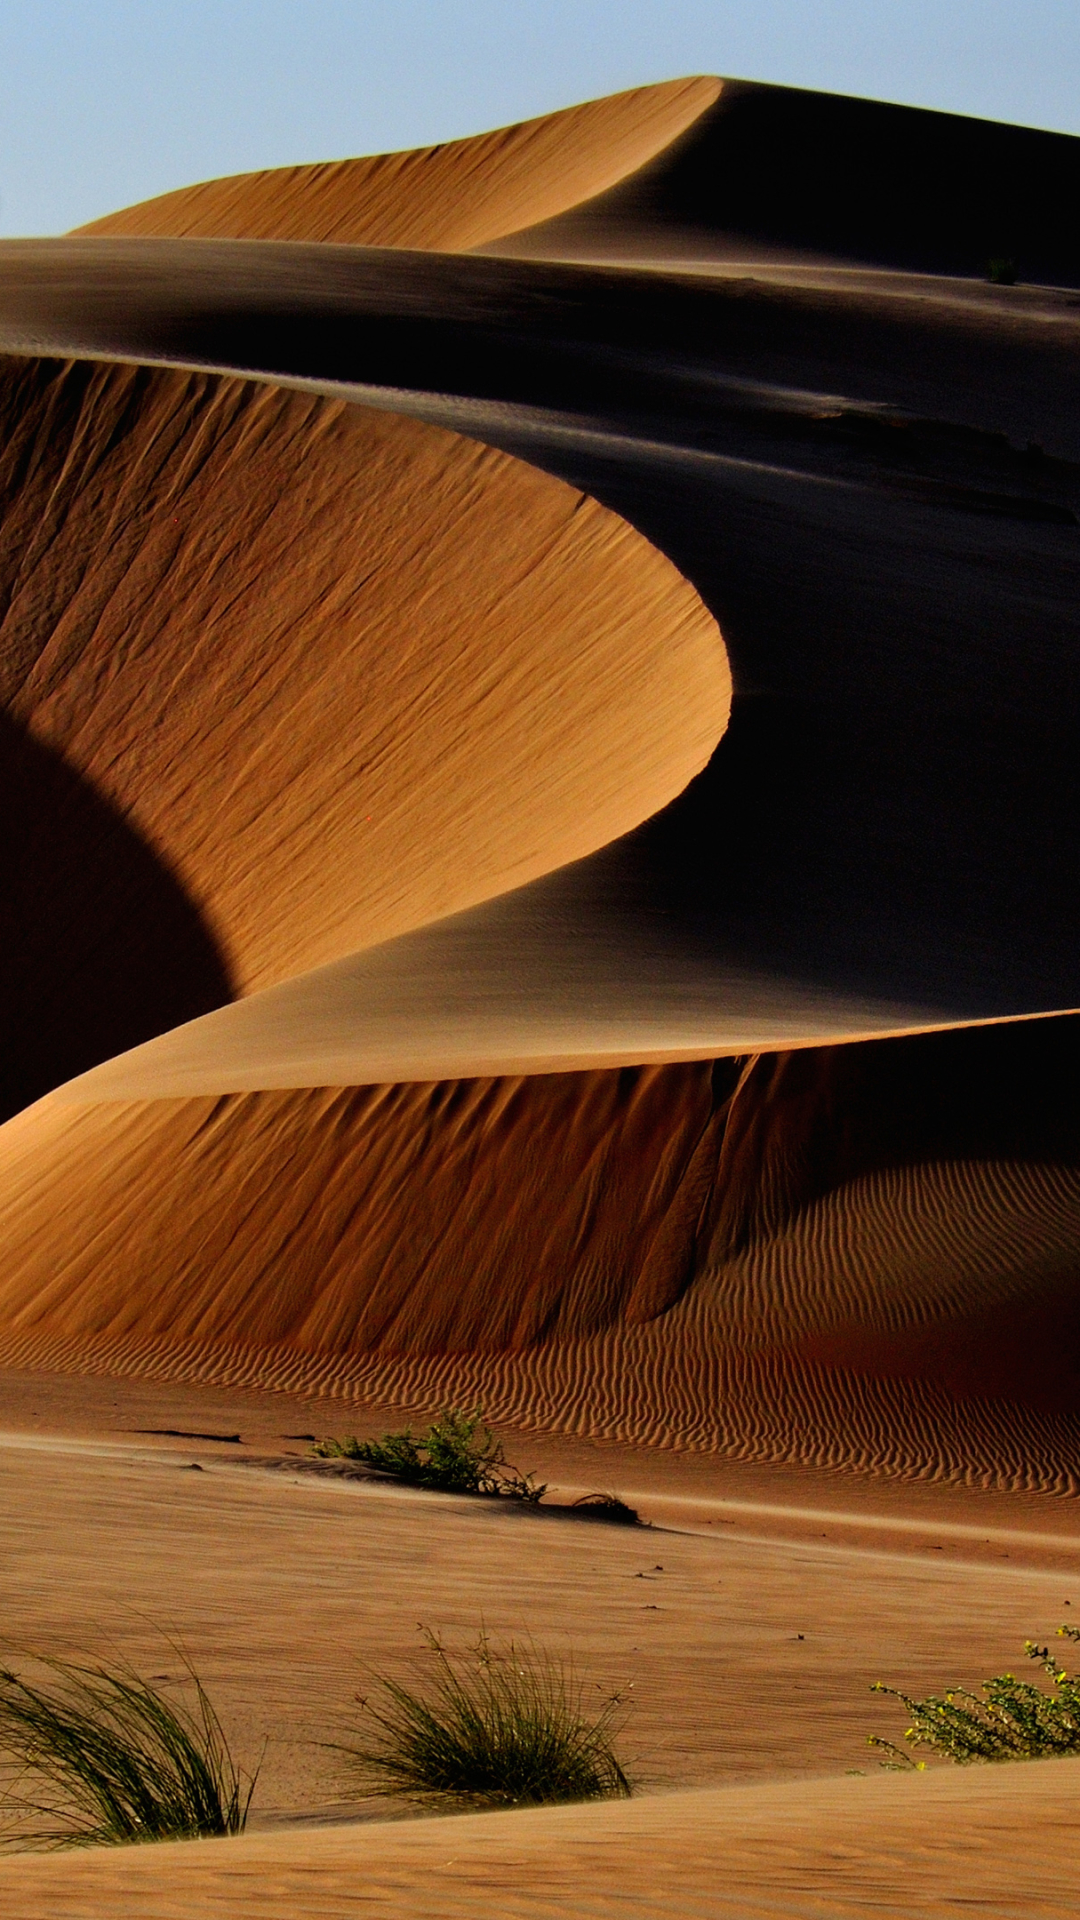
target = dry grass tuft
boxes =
[0,1649,258,1848]
[338,1628,632,1809]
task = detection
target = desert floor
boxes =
[0,1368,1074,1914]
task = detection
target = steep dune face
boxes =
[0,1064,731,1357]
[73,79,720,248]
[0,355,726,1111]
[3,1018,1080,1488]
[492,79,1080,283]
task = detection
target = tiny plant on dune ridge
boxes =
[336,1627,632,1809]
[870,1624,1080,1768]
[0,1648,258,1848]
[314,1408,546,1504]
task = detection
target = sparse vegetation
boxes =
[987,256,1018,285]
[337,1628,632,1809]
[0,1650,258,1848]
[870,1625,1080,1768]
[570,1493,640,1526]
[314,1408,546,1504]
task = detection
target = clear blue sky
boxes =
[3,1,1079,236]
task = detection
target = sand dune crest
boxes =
[74,79,720,249]
[0,354,726,1110]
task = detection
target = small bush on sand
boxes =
[570,1493,640,1526]
[987,256,1018,285]
[0,1650,258,1847]
[338,1628,632,1809]
[314,1409,546,1504]
[870,1625,1080,1768]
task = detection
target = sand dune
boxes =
[3,1764,1078,1918]
[489,77,1080,284]
[0,353,724,1114]
[3,234,1079,1083]
[73,78,719,250]
[0,87,1078,1506]
[4,1022,1080,1487]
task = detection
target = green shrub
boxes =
[338,1628,632,1809]
[314,1408,546,1504]
[870,1624,1080,1768]
[0,1650,258,1847]
[987,256,1018,284]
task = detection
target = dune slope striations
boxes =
[0,80,1078,1489]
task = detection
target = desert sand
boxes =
[0,73,1077,1915]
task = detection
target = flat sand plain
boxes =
[0,1370,1075,1913]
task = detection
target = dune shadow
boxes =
[0,712,233,1120]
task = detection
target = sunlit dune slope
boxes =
[491,79,1080,284]
[0,355,725,1116]
[6,1015,1080,1488]
[73,78,719,248]
[1,1763,1076,1919]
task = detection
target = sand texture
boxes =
[73,78,720,250]
[2,227,1080,1070]
[0,84,1076,1912]
[0,353,724,1115]
[0,1381,1074,1915]
[4,1019,1080,1487]
[1,1768,1075,1918]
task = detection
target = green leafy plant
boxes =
[870,1625,1080,1768]
[987,256,1017,285]
[337,1628,632,1809]
[314,1409,546,1504]
[0,1649,259,1848]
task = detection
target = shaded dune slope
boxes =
[0,353,725,1111]
[6,1015,1080,1487]
[4,234,1080,1062]
[73,78,719,249]
[491,79,1080,283]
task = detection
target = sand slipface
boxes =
[0,353,726,1113]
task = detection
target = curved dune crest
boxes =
[0,355,727,1045]
[73,78,720,249]
[490,78,1080,283]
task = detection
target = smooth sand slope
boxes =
[3,1767,1075,1918]
[72,78,719,251]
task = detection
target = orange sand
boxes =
[0,354,725,1113]
[2,1033,1080,1488]
[74,79,720,250]
[2,1766,1075,1918]
[0,1381,1072,1916]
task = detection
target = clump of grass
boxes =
[870,1625,1080,1769]
[570,1493,640,1526]
[338,1628,632,1809]
[987,256,1018,284]
[0,1649,258,1848]
[314,1408,546,1505]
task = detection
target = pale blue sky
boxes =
[2,1,1078,235]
